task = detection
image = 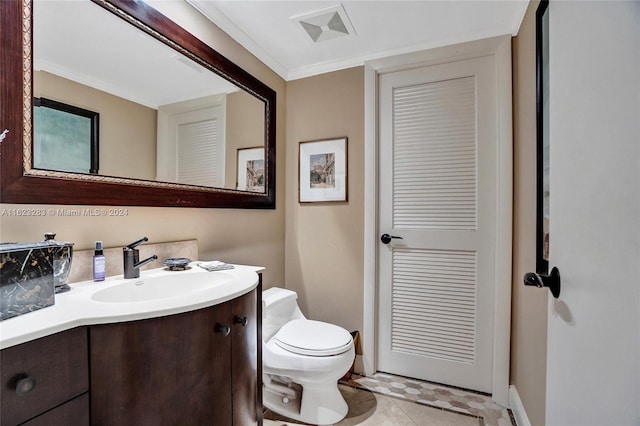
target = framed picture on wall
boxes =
[33,97,99,174]
[236,146,265,192]
[298,137,348,203]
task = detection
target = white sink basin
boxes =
[91,271,232,303]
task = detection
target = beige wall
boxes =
[285,68,365,335]
[34,71,157,180]
[1,1,286,287]
[225,90,265,189]
[511,1,548,424]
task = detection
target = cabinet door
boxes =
[231,283,261,426]
[0,327,88,426]
[90,305,233,426]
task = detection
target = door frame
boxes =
[362,35,513,406]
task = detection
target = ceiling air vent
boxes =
[293,4,356,43]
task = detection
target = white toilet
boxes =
[262,287,355,425]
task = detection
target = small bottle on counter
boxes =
[93,241,106,281]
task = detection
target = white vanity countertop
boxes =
[0,263,264,350]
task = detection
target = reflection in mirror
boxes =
[33,97,99,174]
[536,0,550,274]
[33,0,266,192]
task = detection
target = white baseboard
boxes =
[509,385,531,426]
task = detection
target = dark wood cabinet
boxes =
[21,394,90,426]
[0,327,89,426]
[89,286,261,426]
[0,283,261,426]
[231,287,261,426]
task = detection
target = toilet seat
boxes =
[273,319,352,356]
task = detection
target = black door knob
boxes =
[381,234,403,244]
[215,323,231,336]
[523,267,561,298]
[234,316,248,326]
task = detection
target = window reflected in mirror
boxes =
[33,97,99,175]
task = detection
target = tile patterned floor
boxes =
[343,373,515,426]
[265,383,482,426]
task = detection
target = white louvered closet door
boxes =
[177,118,221,187]
[377,55,496,393]
[157,104,226,187]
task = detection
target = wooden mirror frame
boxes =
[0,0,276,209]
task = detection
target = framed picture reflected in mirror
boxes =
[236,146,265,192]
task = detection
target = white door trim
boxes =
[362,35,513,406]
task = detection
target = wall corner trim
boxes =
[509,385,532,426]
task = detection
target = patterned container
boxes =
[42,232,74,292]
[0,242,56,321]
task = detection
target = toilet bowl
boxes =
[262,287,355,425]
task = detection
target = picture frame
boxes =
[33,97,99,174]
[299,137,348,203]
[536,0,550,274]
[236,146,265,192]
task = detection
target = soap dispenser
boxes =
[93,241,106,281]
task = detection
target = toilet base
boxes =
[264,378,349,425]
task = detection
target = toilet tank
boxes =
[262,287,305,342]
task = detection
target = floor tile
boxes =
[393,397,479,426]
[345,373,515,426]
[264,383,482,426]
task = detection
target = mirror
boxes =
[0,0,276,208]
[536,0,549,274]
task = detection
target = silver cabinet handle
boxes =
[16,375,36,396]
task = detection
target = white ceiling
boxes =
[34,1,239,109]
[33,1,529,104]
[187,0,529,81]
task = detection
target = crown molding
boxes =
[185,0,289,80]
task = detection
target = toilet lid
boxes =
[273,319,353,356]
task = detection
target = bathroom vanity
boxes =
[0,265,263,426]
[0,327,89,425]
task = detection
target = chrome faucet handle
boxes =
[126,236,149,249]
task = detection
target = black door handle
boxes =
[381,234,403,244]
[523,267,561,298]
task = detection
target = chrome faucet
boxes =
[123,237,158,279]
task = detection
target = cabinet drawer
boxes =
[21,393,89,426]
[1,327,89,425]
